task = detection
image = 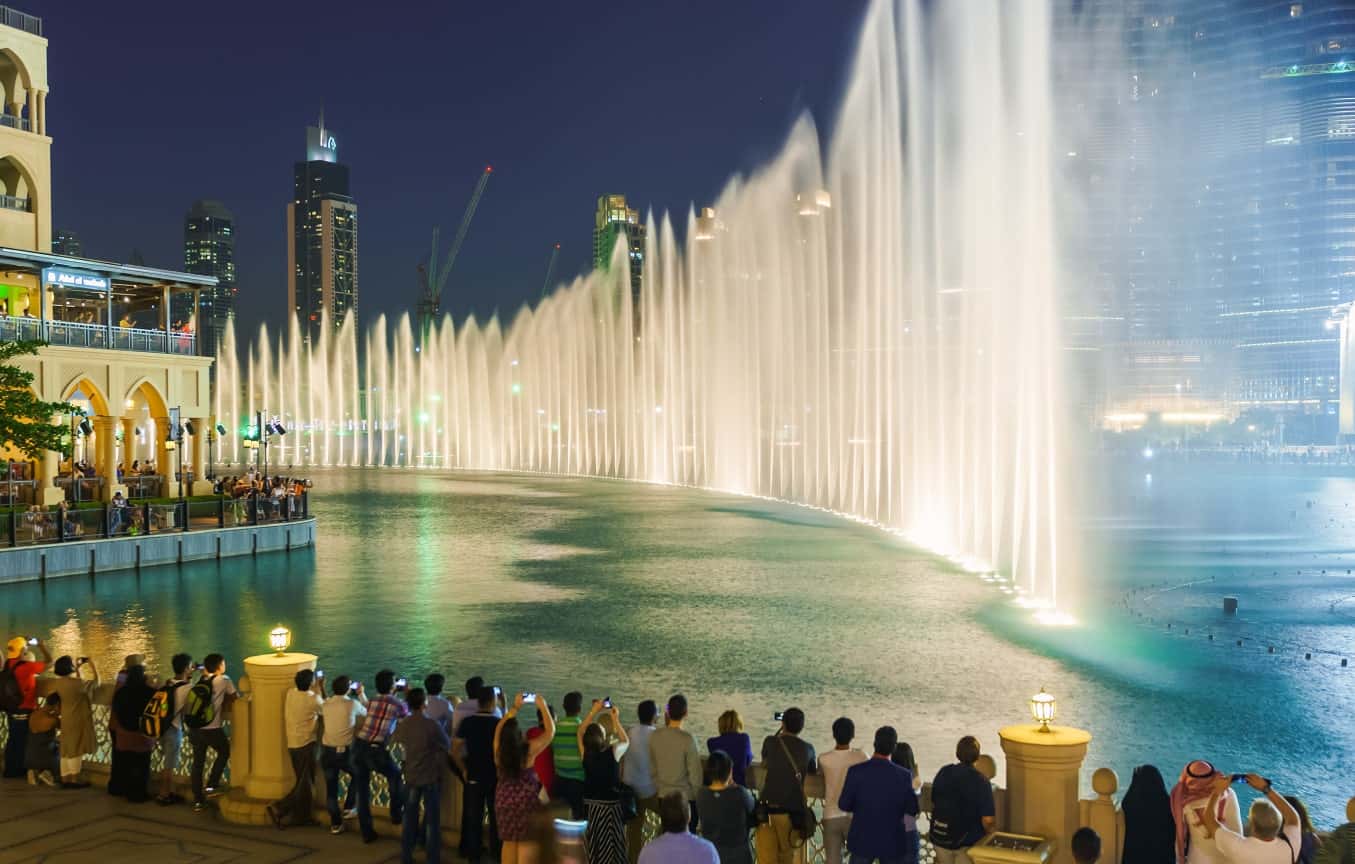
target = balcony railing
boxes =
[0,5,40,35]
[0,193,31,212]
[0,113,29,132]
[0,317,196,356]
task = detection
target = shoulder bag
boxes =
[777,736,818,845]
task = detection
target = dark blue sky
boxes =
[29,1,870,337]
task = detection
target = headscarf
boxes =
[1170,760,1228,864]
[112,665,154,735]
[1122,764,1176,864]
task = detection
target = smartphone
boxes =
[315,669,325,678]
[603,697,612,709]
[26,637,37,646]
[395,677,407,689]
[523,692,537,703]
[195,663,205,671]
[493,685,502,696]
[774,711,785,722]
[349,681,360,691]
[1230,773,1246,783]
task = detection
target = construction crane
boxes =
[416,164,493,346]
[540,242,561,299]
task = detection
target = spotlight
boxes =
[267,421,287,436]
[185,420,197,436]
[78,418,93,437]
[215,423,227,436]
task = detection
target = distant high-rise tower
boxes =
[287,116,357,343]
[52,228,80,257]
[181,199,236,355]
[593,194,645,312]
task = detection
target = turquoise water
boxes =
[0,467,1351,823]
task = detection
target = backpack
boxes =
[0,660,27,714]
[181,676,217,730]
[140,680,188,738]
[929,766,974,851]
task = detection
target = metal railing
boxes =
[0,192,31,212]
[0,5,41,35]
[0,318,198,357]
[0,491,310,547]
[0,113,29,131]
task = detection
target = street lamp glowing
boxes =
[1030,687,1056,732]
[269,625,292,656]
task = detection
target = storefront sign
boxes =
[41,267,109,291]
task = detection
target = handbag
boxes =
[776,736,818,845]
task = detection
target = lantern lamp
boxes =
[268,625,292,656]
[1030,687,1056,732]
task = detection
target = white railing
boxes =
[0,318,196,356]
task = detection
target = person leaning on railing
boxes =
[756,707,818,864]
[47,654,98,787]
[928,736,996,864]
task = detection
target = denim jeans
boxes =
[458,778,498,862]
[3,713,29,778]
[353,739,403,840]
[401,781,442,864]
[189,727,230,803]
[321,745,358,826]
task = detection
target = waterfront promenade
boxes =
[0,781,406,863]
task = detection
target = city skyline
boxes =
[33,0,868,340]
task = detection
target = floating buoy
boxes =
[1268,646,1275,654]
[1236,639,1243,646]
[1306,653,1312,660]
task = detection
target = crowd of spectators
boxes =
[3,640,1352,864]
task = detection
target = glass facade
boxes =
[181,199,236,356]
[290,156,357,343]
[1067,0,1355,440]
[592,194,645,317]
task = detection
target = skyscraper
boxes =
[287,117,357,343]
[593,194,645,313]
[52,228,80,257]
[181,199,236,355]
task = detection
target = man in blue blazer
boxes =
[838,726,920,864]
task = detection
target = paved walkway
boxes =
[0,779,426,863]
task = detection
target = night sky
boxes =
[29,1,870,339]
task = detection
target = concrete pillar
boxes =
[190,419,212,494]
[999,724,1092,864]
[37,413,64,506]
[120,418,135,466]
[92,415,125,502]
[215,652,315,826]
[152,415,171,496]
[35,90,44,135]
[1083,769,1122,864]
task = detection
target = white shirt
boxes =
[424,694,455,733]
[1216,822,1300,864]
[203,675,239,730]
[284,688,324,749]
[321,694,368,748]
[819,747,868,820]
[1184,791,1244,864]
[621,724,657,798]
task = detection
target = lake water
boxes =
[0,466,1351,823]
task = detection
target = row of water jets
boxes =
[215,0,1075,612]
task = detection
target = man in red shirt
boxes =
[4,635,51,778]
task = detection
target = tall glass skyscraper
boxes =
[287,118,357,344]
[182,199,236,356]
[592,194,645,317]
[1069,0,1355,441]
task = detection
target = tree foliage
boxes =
[0,341,79,460]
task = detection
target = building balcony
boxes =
[0,113,29,132]
[0,5,40,36]
[0,192,30,212]
[0,317,196,356]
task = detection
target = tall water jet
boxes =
[219,0,1075,609]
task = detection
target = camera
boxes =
[774,711,785,722]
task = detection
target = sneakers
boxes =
[205,786,226,799]
[329,823,345,836]
[37,771,55,787]
[192,801,209,813]
[343,808,358,820]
